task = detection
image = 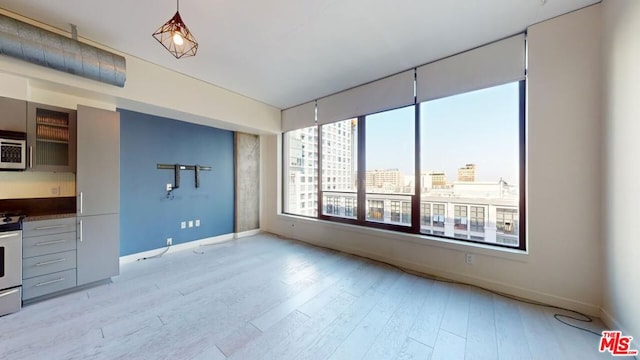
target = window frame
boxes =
[282,80,526,251]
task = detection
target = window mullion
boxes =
[357,116,366,222]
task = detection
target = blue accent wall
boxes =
[118,109,234,256]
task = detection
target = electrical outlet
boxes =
[188,220,194,228]
[166,237,172,246]
[195,219,200,227]
[181,221,186,229]
[465,253,475,265]
[166,183,172,191]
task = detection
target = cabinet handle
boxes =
[79,220,83,242]
[0,233,19,239]
[0,289,19,298]
[35,258,66,266]
[34,277,65,287]
[33,224,69,231]
[29,145,33,168]
[79,192,83,214]
[35,239,66,246]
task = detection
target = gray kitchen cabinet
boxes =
[76,105,120,285]
[27,102,77,172]
[0,97,26,132]
[22,217,77,301]
[76,214,119,286]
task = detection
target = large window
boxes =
[283,81,524,250]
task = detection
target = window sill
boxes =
[277,213,529,263]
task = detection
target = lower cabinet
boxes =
[77,214,119,286]
[22,217,77,301]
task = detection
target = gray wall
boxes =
[235,132,260,232]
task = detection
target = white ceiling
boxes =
[0,0,599,109]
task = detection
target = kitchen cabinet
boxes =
[0,97,26,132]
[22,217,77,301]
[76,105,120,285]
[27,102,77,172]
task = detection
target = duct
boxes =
[0,14,126,87]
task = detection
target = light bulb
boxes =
[173,32,184,46]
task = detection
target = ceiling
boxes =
[0,0,599,109]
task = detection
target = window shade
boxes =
[416,34,525,103]
[281,101,316,132]
[317,70,414,126]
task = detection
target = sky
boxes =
[365,82,520,184]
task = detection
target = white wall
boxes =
[602,0,640,344]
[0,9,280,135]
[263,4,604,315]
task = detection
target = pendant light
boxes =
[152,0,198,59]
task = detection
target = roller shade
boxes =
[317,70,414,126]
[281,101,316,132]
[416,34,525,103]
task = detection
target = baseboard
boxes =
[600,308,639,351]
[119,233,235,265]
[290,234,602,316]
[235,229,261,239]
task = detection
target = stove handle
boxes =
[0,233,19,239]
[0,289,19,298]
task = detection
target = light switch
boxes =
[195,219,200,227]
[181,221,186,229]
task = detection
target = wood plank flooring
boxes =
[0,233,613,359]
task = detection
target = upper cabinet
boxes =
[27,102,77,172]
[0,97,27,132]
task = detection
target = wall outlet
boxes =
[181,221,186,229]
[188,220,194,228]
[465,253,475,265]
[166,237,172,246]
[195,219,200,227]
[166,183,172,191]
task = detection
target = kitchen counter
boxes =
[23,213,76,222]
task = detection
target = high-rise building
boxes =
[366,169,404,192]
[457,163,476,182]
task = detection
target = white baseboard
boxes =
[235,229,261,239]
[600,308,639,351]
[119,233,235,265]
[291,234,602,316]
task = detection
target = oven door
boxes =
[0,231,22,290]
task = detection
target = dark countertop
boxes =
[23,213,76,222]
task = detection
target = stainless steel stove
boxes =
[0,214,23,317]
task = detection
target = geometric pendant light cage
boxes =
[152,0,198,59]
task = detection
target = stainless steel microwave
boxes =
[0,131,26,170]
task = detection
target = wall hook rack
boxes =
[157,163,212,189]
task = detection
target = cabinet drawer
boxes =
[23,232,77,258]
[24,218,76,237]
[22,269,76,300]
[23,250,76,279]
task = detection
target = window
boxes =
[454,205,468,231]
[470,206,485,233]
[283,81,524,250]
[432,204,445,228]
[283,126,318,217]
[401,202,411,224]
[390,201,401,222]
[367,200,384,221]
[420,203,431,226]
[421,82,522,248]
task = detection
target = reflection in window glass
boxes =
[284,126,318,217]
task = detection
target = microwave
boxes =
[0,131,26,170]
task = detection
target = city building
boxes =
[365,168,404,192]
[430,172,447,188]
[457,163,476,182]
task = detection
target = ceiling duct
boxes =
[0,14,126,87]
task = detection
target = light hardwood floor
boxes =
[0,233,613,359]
